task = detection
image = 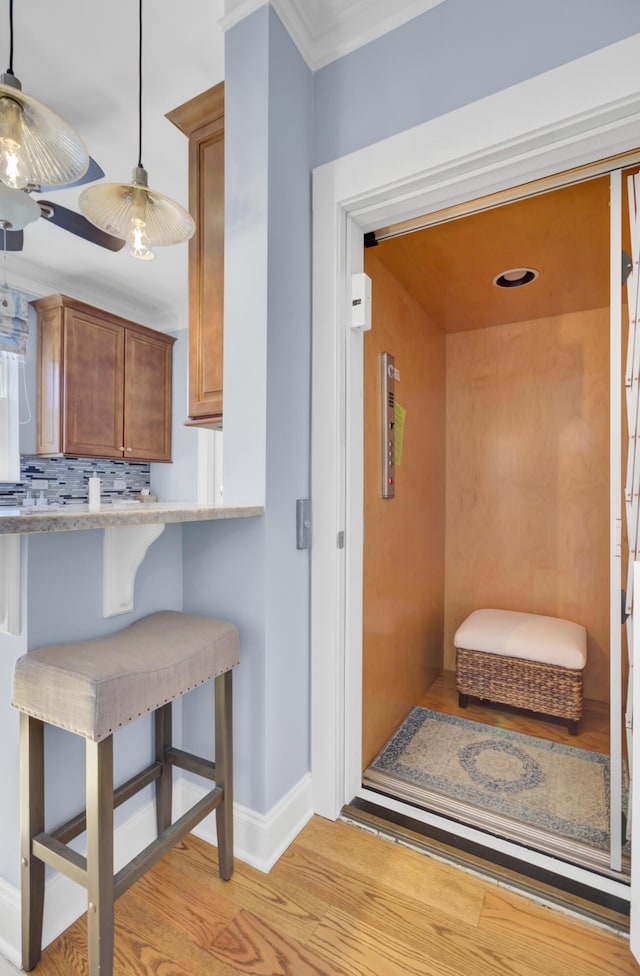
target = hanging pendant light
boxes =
[0,0,89,190]
[79,0,194,260]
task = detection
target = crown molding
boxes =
[221,0,447,70]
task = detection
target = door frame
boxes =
[310,34,640,897]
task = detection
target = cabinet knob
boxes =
[119,446,125,452]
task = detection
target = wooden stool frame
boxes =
[20,669,233,975]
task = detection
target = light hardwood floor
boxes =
[418,672,610,754]
[31,816,637,976]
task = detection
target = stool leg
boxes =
[155,703,173,834]
[86,736,114,976]
[20,714,45,972]
[215,670,233,881]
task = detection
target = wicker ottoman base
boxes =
[455,647,583,734]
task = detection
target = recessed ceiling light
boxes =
[493,267,539,288]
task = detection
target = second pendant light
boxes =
[79,0,195,260]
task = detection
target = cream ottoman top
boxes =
[454,608,587,670]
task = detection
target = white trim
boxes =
[311,29,640,845]
[0,268,178,335]
[610,169,623,872]
[197,428,223,505]
[220,0,267,32]
[631,562,640,961]
[0,878,20,968]
[0,952,19,976]
[178,772,314,873]
[0,536,21,637]
[221,0,447,70]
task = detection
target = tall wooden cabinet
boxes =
[33,294,175,462]
[167,82,224,427]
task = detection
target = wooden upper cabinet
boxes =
[167,82,224,427]
[33,294,175,462]
[124,329,173,461]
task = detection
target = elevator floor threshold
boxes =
[344,793,630,935]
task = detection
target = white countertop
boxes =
[0,500,264,534]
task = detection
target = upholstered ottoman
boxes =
[454,609,587,734]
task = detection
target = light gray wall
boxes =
[263,9,313,808]
[222,6,270,506]
[181,5,313,814]
[182,516,267,811]
[313,0,640,166]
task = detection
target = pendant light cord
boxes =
[137,0,143,169]
[7,0,15,75]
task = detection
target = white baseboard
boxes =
[177,772,314,873]
[0,772,313,961]
[0,952,20,976]
[0,877,20,967]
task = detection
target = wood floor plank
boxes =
[308,902,537,976]
[272,842,485,949]
[161,836,329,944]
[116,890,243,976]
[130,864,239,947]
[26,817,637,976]
[36,912,208,976]
[292,815,486,925]
[479,889,639,976]
[419,672,610,754]
[210,907,349,976]
[31,932,89,976]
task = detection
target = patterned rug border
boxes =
[371,707,616,849]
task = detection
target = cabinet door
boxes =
[63,310,124,458]
[189,114,224,423]
[123,330,173,462]
[168,83,224,426]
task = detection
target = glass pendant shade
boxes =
[0,75,89,189]
[79,166,195,259]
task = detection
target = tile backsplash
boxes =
[0,456,151,507]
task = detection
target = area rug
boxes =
[370,707,621,850]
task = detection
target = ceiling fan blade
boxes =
[38,157,106,192]
[38,201,125,252]
[1,229,24,251]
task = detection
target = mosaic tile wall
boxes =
[0,455,151,507]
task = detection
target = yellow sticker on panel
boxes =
[394,402,406,466]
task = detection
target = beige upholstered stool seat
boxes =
[12,610,239,741]
[12,610,239,976]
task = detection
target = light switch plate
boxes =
[296,499,311,549]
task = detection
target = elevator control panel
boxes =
[381,351,395,499]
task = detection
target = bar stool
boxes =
[11,610,239,976]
